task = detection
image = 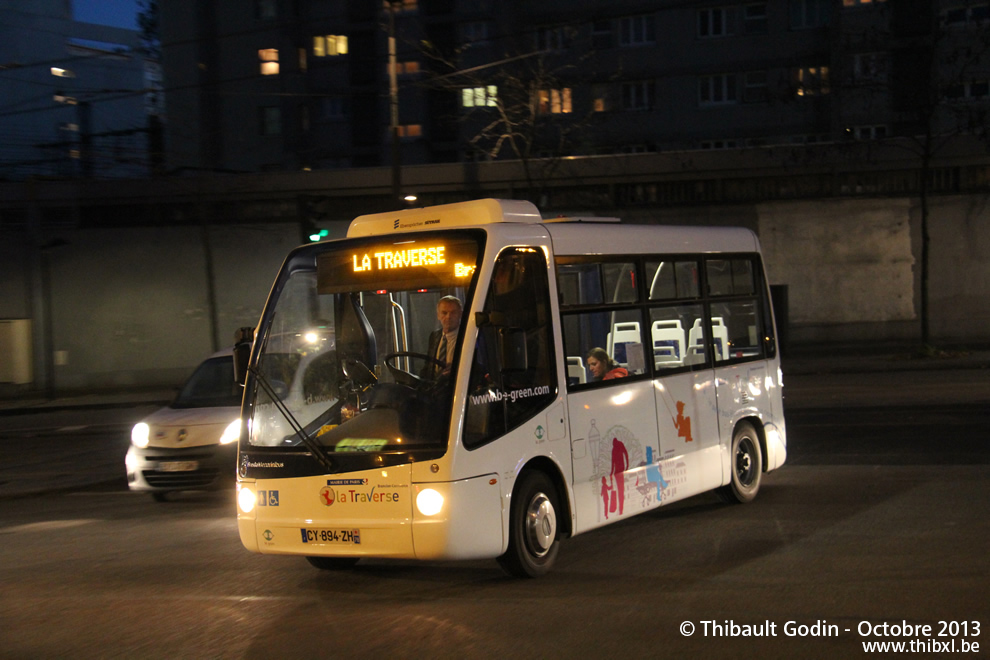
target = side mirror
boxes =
[233,326,255,385]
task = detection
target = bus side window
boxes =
[464,248,557,449]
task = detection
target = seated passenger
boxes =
[586,347,628,381]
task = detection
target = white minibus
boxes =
[234,198,786,577]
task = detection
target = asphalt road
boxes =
[0,374,987,658]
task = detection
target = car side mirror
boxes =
[233,326,254,385]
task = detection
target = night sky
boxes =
[73,0,141,30]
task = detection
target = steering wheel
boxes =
[384,351,445,388]
[341,357,377,389]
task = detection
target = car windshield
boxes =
[246,232,482,461]
[173,356,241,409]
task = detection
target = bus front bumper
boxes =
[237,469,505,562]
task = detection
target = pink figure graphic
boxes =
[675,401,693,443]
[609,437,629,515]
[600,477,612,520]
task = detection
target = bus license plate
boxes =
[301,528,361,545]
[159,461,198,472]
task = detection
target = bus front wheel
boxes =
[717,422,762,504]
[498,470,560,578]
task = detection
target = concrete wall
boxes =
[7,223,300,390]
[924,194,990,340]
[2,191,988,393]
[759,198,917,343]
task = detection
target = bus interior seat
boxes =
[686,317,729,362]
[710,316,729,360]
[566,356,586,385]
[651,319,684,367]
[607,321,641,365]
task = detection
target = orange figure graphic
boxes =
[675,401,693,443]
[609,437,629,515]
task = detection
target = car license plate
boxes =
[159,460,198,472]
[300,528,361,545]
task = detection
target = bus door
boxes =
[461,246,563,477]
[646,259,721,501]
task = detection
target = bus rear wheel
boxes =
[717,422,762,504]
[306,556,360,570]
[498,470,560,578]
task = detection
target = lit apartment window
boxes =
[260,106,281,135]
[259,49,279,75]
[699,7,735,37]
[388,0,418,11]
[396,124,422,138]
[790,0,830,28]
[389,61,420,75]
[592,84,613,112]
[842,0,886,6]
[621,81,654,110]
[619,15,656,46]
[314,35,348,57]
[298,48,307,72]
[53,93,77,105]
[461,86,498,108]
[50,67,75,78]
[536,88,572,114]
[699,74,738,105]
[794,66,829,96]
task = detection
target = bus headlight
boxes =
[238,485,256,514]
[416,488,444,516]
[131,422,150,448]
[220,419,241,445]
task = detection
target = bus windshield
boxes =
[245,232,482,466]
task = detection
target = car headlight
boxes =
[131,422,150,448]
[220,419,241,445]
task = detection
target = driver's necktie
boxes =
[437,335,447,370]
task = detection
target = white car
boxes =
[125,351,241,501]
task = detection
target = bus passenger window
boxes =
[652,304,707,369]
[647,259,700,301]
[562,309,646,386]
[556,261,637,306]
[711,300,763,361]
[706,258,755,297]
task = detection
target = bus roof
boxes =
[348,198,542,237]
[346,198,760,255]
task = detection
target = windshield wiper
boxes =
[249,365,335,473]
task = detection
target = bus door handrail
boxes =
[389,295,409,372]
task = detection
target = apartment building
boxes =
[0,0,157,180]
[160,0,990,174]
